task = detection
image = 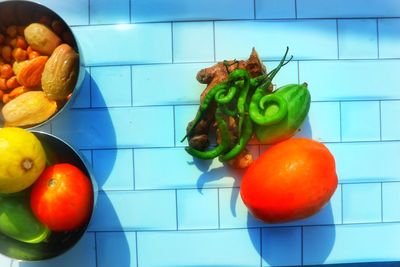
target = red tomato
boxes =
[240,138,338,223]
[30,163,93,231]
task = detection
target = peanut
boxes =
[12,47,28,62]
[6,25,17,38]
[0,64,13,79]
[8,85,29,99]
[16,36,28,50]
[6,76,20,89]
[0,78,7,91]
[2,46,12,62]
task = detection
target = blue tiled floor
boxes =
[3,0,400,266]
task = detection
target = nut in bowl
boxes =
[0,128,97,261]
[0,0,85,129]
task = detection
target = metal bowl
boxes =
[0,131,97,261]
[0,0,85,129]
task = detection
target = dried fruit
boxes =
[41,43,78,100]
[2,91,57,127]
[24,23,61,56]
[12,60,28,76]
[16,56,48,87]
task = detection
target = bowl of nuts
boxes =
[0,0,85,129]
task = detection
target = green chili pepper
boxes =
[215,86,238,104]
[221,104,237,117]
[234,70,250,136]
[185,107,232,159]
[181,82,228,142]
[219,114,253,162]
[182,68,253,142]
[249,47,292,126]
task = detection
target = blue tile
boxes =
[256,0,296,19]
[338,19,378,59]
[378,19,400,58]
[300,60,400,100]
[262,227,302,266]
[16,233,96,267]
[263,60,299,85]
[215,20,338,61]
[71,24,172,66]
[52,106,174,149]
[340,101,380,142]
[326,142,400,183]
[295,102,341,142]
[297,0,400,18]
[89,190,176,231]
[36,0,89,25]
[131,0,254,22]
[137,229,260,267]
[177,189,219,229]
[303,223,400,265]
[89,0,130,24]
[132,63,209,106]
[342,183,381,224]
[92,149,134,190]
[381,100,400,141]
[96,232,137,267]
[91,66,132,107]
[382,182,400,222]
[173,22,214,63]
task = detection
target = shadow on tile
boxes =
[247,203,336,266]
[88,74,131,267]
[16,71,131,267]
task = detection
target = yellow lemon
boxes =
[0,127,46,193]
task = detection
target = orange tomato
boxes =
[240,138,338,223]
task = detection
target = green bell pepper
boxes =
[0,191,50,243]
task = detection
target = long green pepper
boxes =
[219,114,253,162]
[184,107,233,159]
[181,82,228,142]
[234,70,250,137]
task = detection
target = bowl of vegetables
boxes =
[0,128,97,261]
[0,0,85,129]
